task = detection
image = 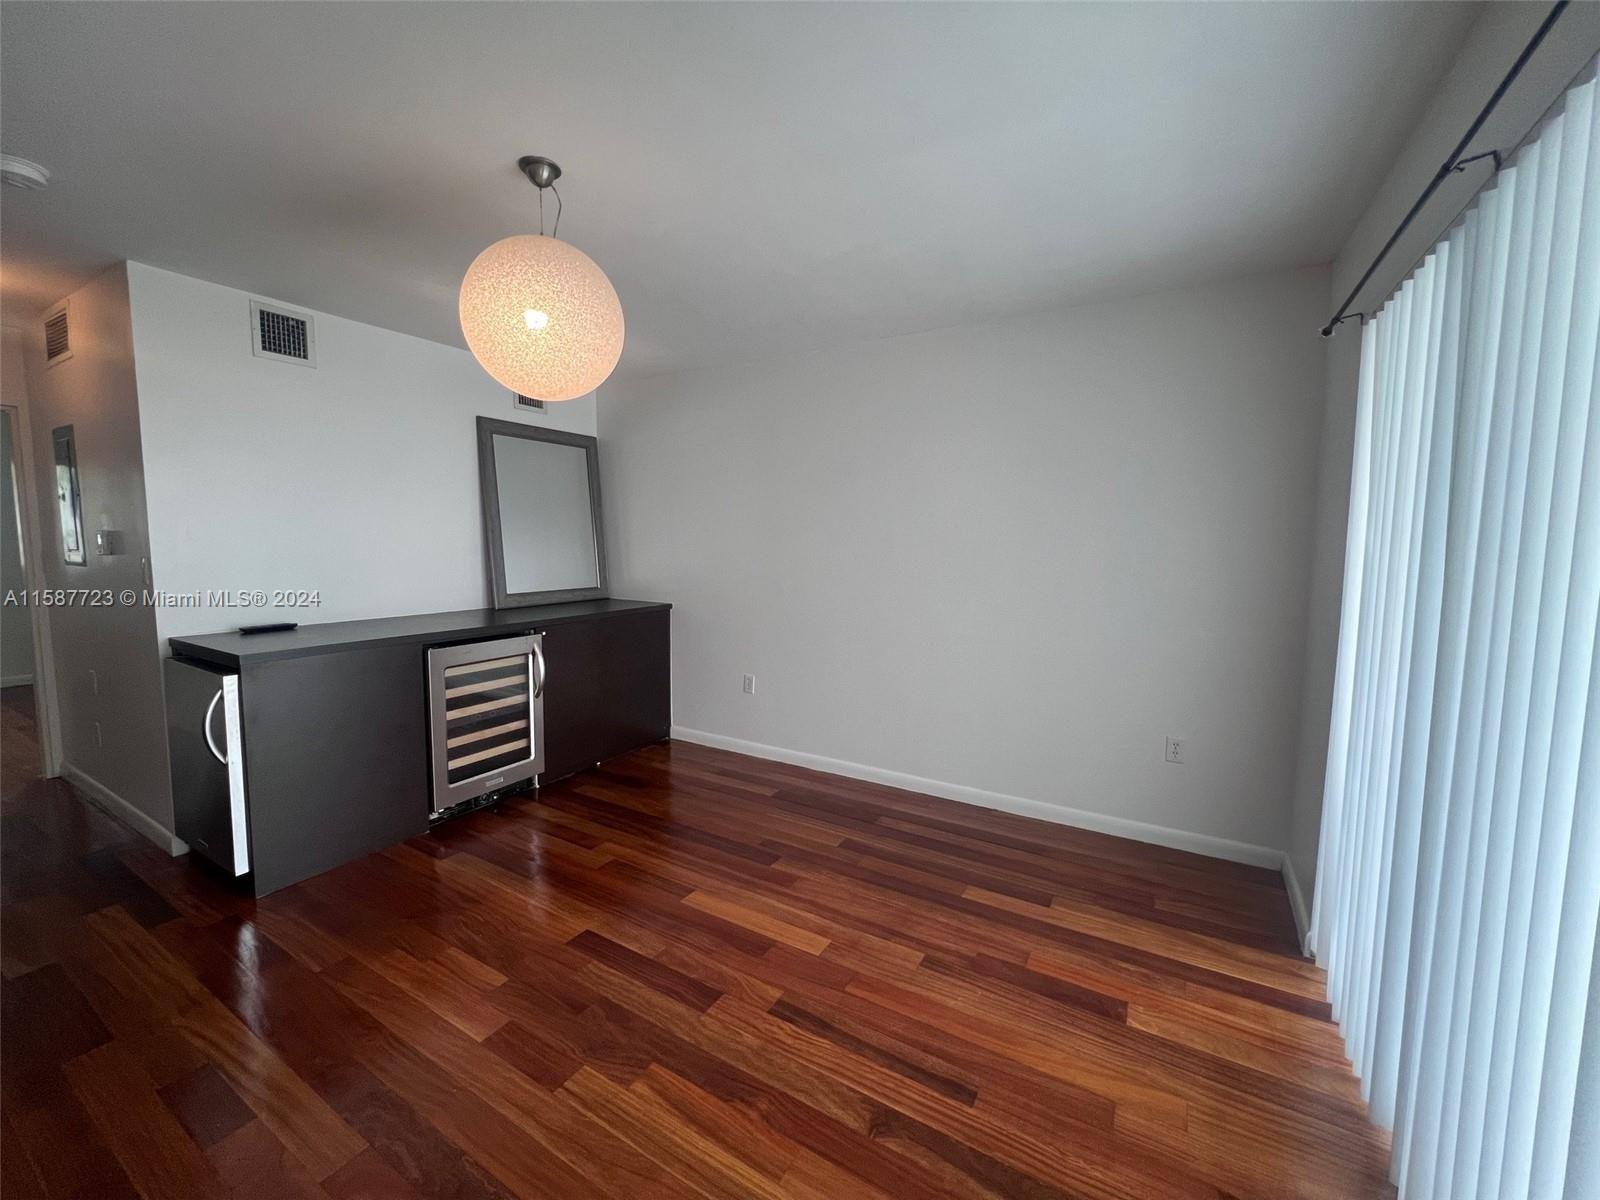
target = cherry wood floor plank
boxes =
[770,998,979,1105]
[321,1062,518,1200]
[205,1119,331,1200]
[157,1062,258,1150]
[561,1064,792,1200]
[0,1108,49,1200]
[769,836,1321,1014]
[0,961,112,1104]
[577,987,990,1200]
[0,724,1392,1199]
[174,994,369,1181]
[7,1068,143,1200]
[633,1062,803,1183]
[322,1146,427,1200]
[84,902,368,1183]
[683,888,833,955]
[191,937,521,1200]
[704,993,1198,1200]
[64,1040,229,1200]
[347,1018,602,1198]
[569,928,724,1011]
[325,954,704,1198]
[369,947,511,1041]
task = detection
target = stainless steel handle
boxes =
[530,641,546,700]
[203,689,227,764]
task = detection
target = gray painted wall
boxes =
[600,266,1330,856]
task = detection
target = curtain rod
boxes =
[1320,0,1570,338]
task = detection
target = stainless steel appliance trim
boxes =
[427,633,544,814]
[221,675,250,875]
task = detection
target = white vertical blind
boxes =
[1312,68,1600,1200]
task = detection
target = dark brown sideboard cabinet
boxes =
[164,599,670,896]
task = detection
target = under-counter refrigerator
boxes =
[163,656,250,876]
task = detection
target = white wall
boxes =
[127,262,596,640]
[1285,1,1600,910]
[18,265,174,841]
[600,267,1329,857]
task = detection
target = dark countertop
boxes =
[168,598,670,669]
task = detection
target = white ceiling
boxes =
[1,1,1478,379]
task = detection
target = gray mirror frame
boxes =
[476,416,608,609]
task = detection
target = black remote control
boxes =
[238,622,299,635]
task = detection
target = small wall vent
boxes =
[513,393,546,413]
[249,299,316,367]
[43,303,71,366]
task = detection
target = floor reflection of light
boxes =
[228,918,269,1033]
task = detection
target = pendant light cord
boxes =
[536,185,564,238]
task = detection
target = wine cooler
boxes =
[427,633,545,816]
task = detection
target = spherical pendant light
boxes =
[459,158,624,402]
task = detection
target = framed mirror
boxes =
[52,425,86,566]
[477,417,607,609]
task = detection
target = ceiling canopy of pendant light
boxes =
[459,157,624,402]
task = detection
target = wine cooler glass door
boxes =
[427,633,544,813]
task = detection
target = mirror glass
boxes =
[493,434,599,594]
[52,425,86,566]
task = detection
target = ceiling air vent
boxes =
[249,299,316,367]
[43,303,71,366]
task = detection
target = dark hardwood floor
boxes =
[1,691,1393,1199]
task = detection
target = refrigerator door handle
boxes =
[203,689,227,764]
[530,641,547,700]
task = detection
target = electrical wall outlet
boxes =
[1165,736,1185,764]
[742,674,756,695]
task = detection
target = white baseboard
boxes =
[1282,854,1313,956]
[61,761,187,856]
[1,673,34,687]
[669,725,1285,870]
